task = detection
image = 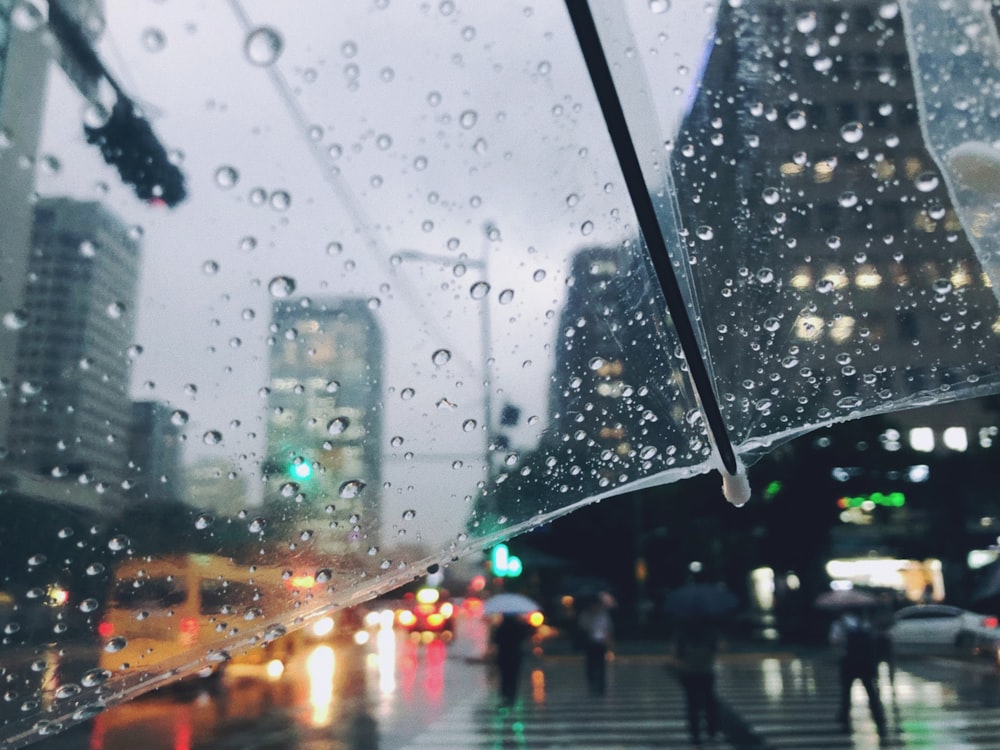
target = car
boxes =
[889,604,999,655]
[395,587,456,642]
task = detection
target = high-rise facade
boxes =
[265,298,383,558]
[5,198,141,507]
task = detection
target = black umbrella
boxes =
[664,583,738,620]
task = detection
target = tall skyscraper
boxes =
[671,0,1000,443]
[5,198,141,508]
[0,0,106,464]
[265,298,383,559]
[127,400,183,504]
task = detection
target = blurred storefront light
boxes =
[909,427,935,452]
[943,426,968,452]
[906,464,930,482]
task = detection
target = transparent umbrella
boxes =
[2,0,1000,745]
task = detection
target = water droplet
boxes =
[327,416,350,435]
[2,310,27,331]
[80,669,111,688]
[756,268,774,284]
[85,563,105,576]
[248,517,266,533]
[315,569,333,583]
[400,387,415,400]
[932,278,952,295]
[462,419,477,433]
[104,637,127,653]
[214,166,239,189]
[195,513,214,530]
[580,220,594,236]
[106,302,125,319]
[390,436,404,448]
[245,27,283,66]
[786,110,807,130]
[79,598,99,613]
[761,188,780,205]
[795,11,817,33]
[838,191,858,208]
[696,225,714,240]
[839,121,864,144]
[498,289,515,305]
[107,535,130,552]
[141,27,166,52]
[837,396,864,410]
[170,410,189,426]
[339,480,366,499]
[649,0,670,12]
[764,317,781,332]
[915,172,940,192]
[202,430,222,445]
[816,279,835,294]
[432,349,451,366]
[268,276,296,298]
[269,190,291,211]
[459,110,478,129]
[470,281,491,300]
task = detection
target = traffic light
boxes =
[288,456,312,480]
[490,543,522,577]
[84,97,187,208]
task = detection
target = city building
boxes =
[127,400,183,504]
[265,297,384,560]
[4,197,141,509]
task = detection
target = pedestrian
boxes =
[673,617,720,746]
[492,613,531,705]
[577,594,614,695]
[829,607,888,737]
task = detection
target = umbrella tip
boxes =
[720,463,751,507]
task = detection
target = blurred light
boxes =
[531,669,546,703]
[881,429,901,451]
[968,550,998,570]
[306,645,335,727]
[814,159,837,182]
[909,427,935,452]
[855,266,882,289]
[293,462,312,479]
[397,610,417,628]
[831,467,851,482]
[943,427,968,452]
[416,588,440,605]
[289,575,316,589]
[426,613,444,628]
[980,426,998,448]
[763,480,783,499]
[97,621,114,638]
[312,616,334,638]
[439,602,454,618]
[907,465,930,482]
[180,616,199,647]
[47,586,69,606]
[751,567,775,611]
[780,162,805,176]
[378,609,395,629]
[786,573,801,590]
[469,575,487,593]
[353,630,370,646]
[790,269,812,290]
[265,659,284,680]
[951,264,972,289]
[528,611,545,628]
[560,595,574,609]
[794,314,824,341]
[823,269,849,290]
[364,610,381,628]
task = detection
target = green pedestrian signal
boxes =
[490,543,522,577]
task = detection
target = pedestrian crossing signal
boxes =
[490,544,522,577]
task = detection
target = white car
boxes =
[889,604,1000,655]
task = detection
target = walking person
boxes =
[829,607,888,737]
[577,594,614,695]
[492,613,531,706]
[673,617,721,746]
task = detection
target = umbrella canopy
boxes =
[4,0,1000,743]
[483,593,541,615]
[664,583,739,620]
[815,589,881,611]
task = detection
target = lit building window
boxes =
[790,268,812,290]
[829,316,855,343]
[909,427,934,453]
[943,427,968,452]
[793,314,824,341]
[855,266,882,289]
[880,428,901,451]
[951,264,972,289]
[822,268,849,290]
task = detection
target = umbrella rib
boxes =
[564,1,738,477]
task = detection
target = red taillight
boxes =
[180,617,199,646]
[983,616,999,629]
[97,621,114,638]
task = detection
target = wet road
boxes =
[19,618,1000,749]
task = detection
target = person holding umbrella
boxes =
[484,593,539,706]
[664,563,736,746]
[829,604,888,737]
